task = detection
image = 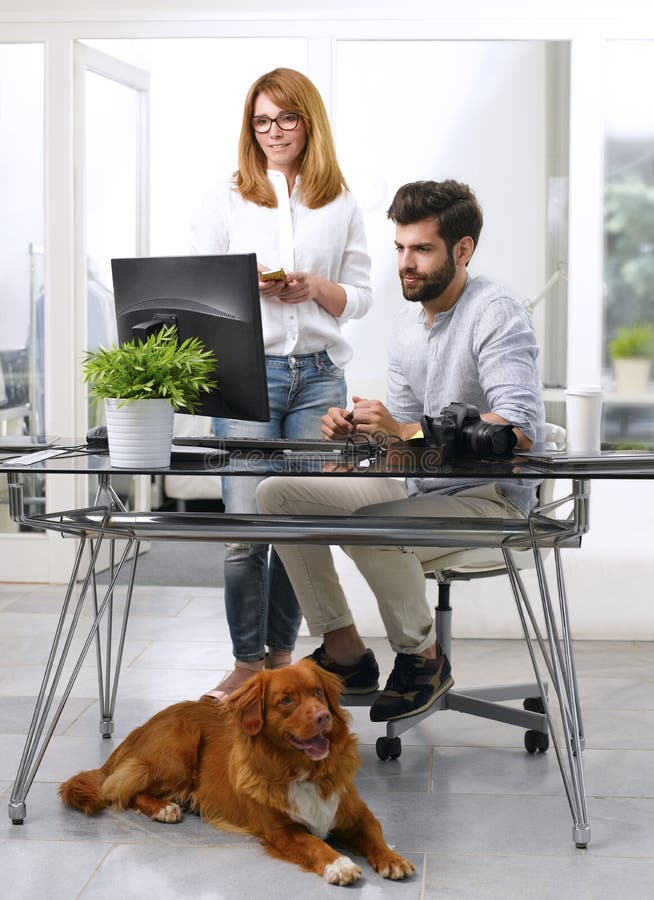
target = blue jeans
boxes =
[213,352,347,661]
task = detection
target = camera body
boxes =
[421,402,517,461]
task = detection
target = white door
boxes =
[76,43,150,402]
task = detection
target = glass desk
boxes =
[4,441,654,847]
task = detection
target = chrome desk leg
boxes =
[8,522,135,824]
[88,473,140,737]
[503,545,590,849]
[90,538,141,738]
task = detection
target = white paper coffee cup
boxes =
[564,385,603,454]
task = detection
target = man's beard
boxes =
[400,251,456,303]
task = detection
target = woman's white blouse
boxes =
[190,171,372,368]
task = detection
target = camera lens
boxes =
[463,422,516,459]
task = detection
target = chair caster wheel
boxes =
[376,736,402,760]
[525,729,549,754]
[523,696,546,714]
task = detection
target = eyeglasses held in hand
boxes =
[251,112,301,134]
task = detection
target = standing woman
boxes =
[191,68,372,700]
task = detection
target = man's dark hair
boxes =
[387,180,483,253]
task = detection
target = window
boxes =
[603,41,654,445]
[0,43,45,532]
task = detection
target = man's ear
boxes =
[454,236,475,267]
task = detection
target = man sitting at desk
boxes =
[257,179,545,722]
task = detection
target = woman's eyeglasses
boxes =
[251,112,300,134]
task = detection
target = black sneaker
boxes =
[369,644,453,722]
[305,644,380,694]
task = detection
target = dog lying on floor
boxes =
[59,659,414,886]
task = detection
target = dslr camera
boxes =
[421,402,517,461]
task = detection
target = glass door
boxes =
[75,44,151,513]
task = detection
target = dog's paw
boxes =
[323,855,362,885]
[153,802,182,824]
[376,852,415,880]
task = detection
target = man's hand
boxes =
[322,406,355,441]
[341,396,419,442]
[480,412,532,450]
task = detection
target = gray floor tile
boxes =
[578,676,654,710]
[0,694,95,735]
[1,734,113,783]
[0,838,113,900]
[359,792,654,858]
[582,709,654,749]
[424,746,654,799]
[1,582,653,900]
[133,639,235,670]
[78,844,423,899]
[174,589,229,619]
[3,781,250,846]
[423,852,654,899]
[62,697,206,739]
[0,635,149,670]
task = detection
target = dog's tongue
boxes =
[299,734,329,759]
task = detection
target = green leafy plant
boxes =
[608,322,654,360]
[82,326,218,414]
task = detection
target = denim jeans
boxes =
[213,352,347,661]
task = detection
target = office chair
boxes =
[368,423,571,761]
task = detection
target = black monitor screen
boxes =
[111,254,270,422]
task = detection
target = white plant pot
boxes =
[612,358,651,394]
[105,398,175,468]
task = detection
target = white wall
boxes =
[334,39,547,401]
[76,36,548,404]
[0,0,650,17]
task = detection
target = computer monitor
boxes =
[111,254,270,422]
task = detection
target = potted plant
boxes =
[82,326,218,468]
[608,322,654,393]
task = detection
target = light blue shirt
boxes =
[387,274,545,516]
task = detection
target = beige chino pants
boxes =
[256,476,524,655]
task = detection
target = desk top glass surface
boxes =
[3,439,654,479]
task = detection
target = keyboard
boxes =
[172,436,371,455]
[169,445,229,460]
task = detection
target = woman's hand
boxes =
[258,266,287,298]
[278,271,314,304]
[280,271,347,317]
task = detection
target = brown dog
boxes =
[59,659,414,885]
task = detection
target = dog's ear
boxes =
[227,676,266,735]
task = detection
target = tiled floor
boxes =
[1,580,653,899]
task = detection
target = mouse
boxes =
[86,424,108,446]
